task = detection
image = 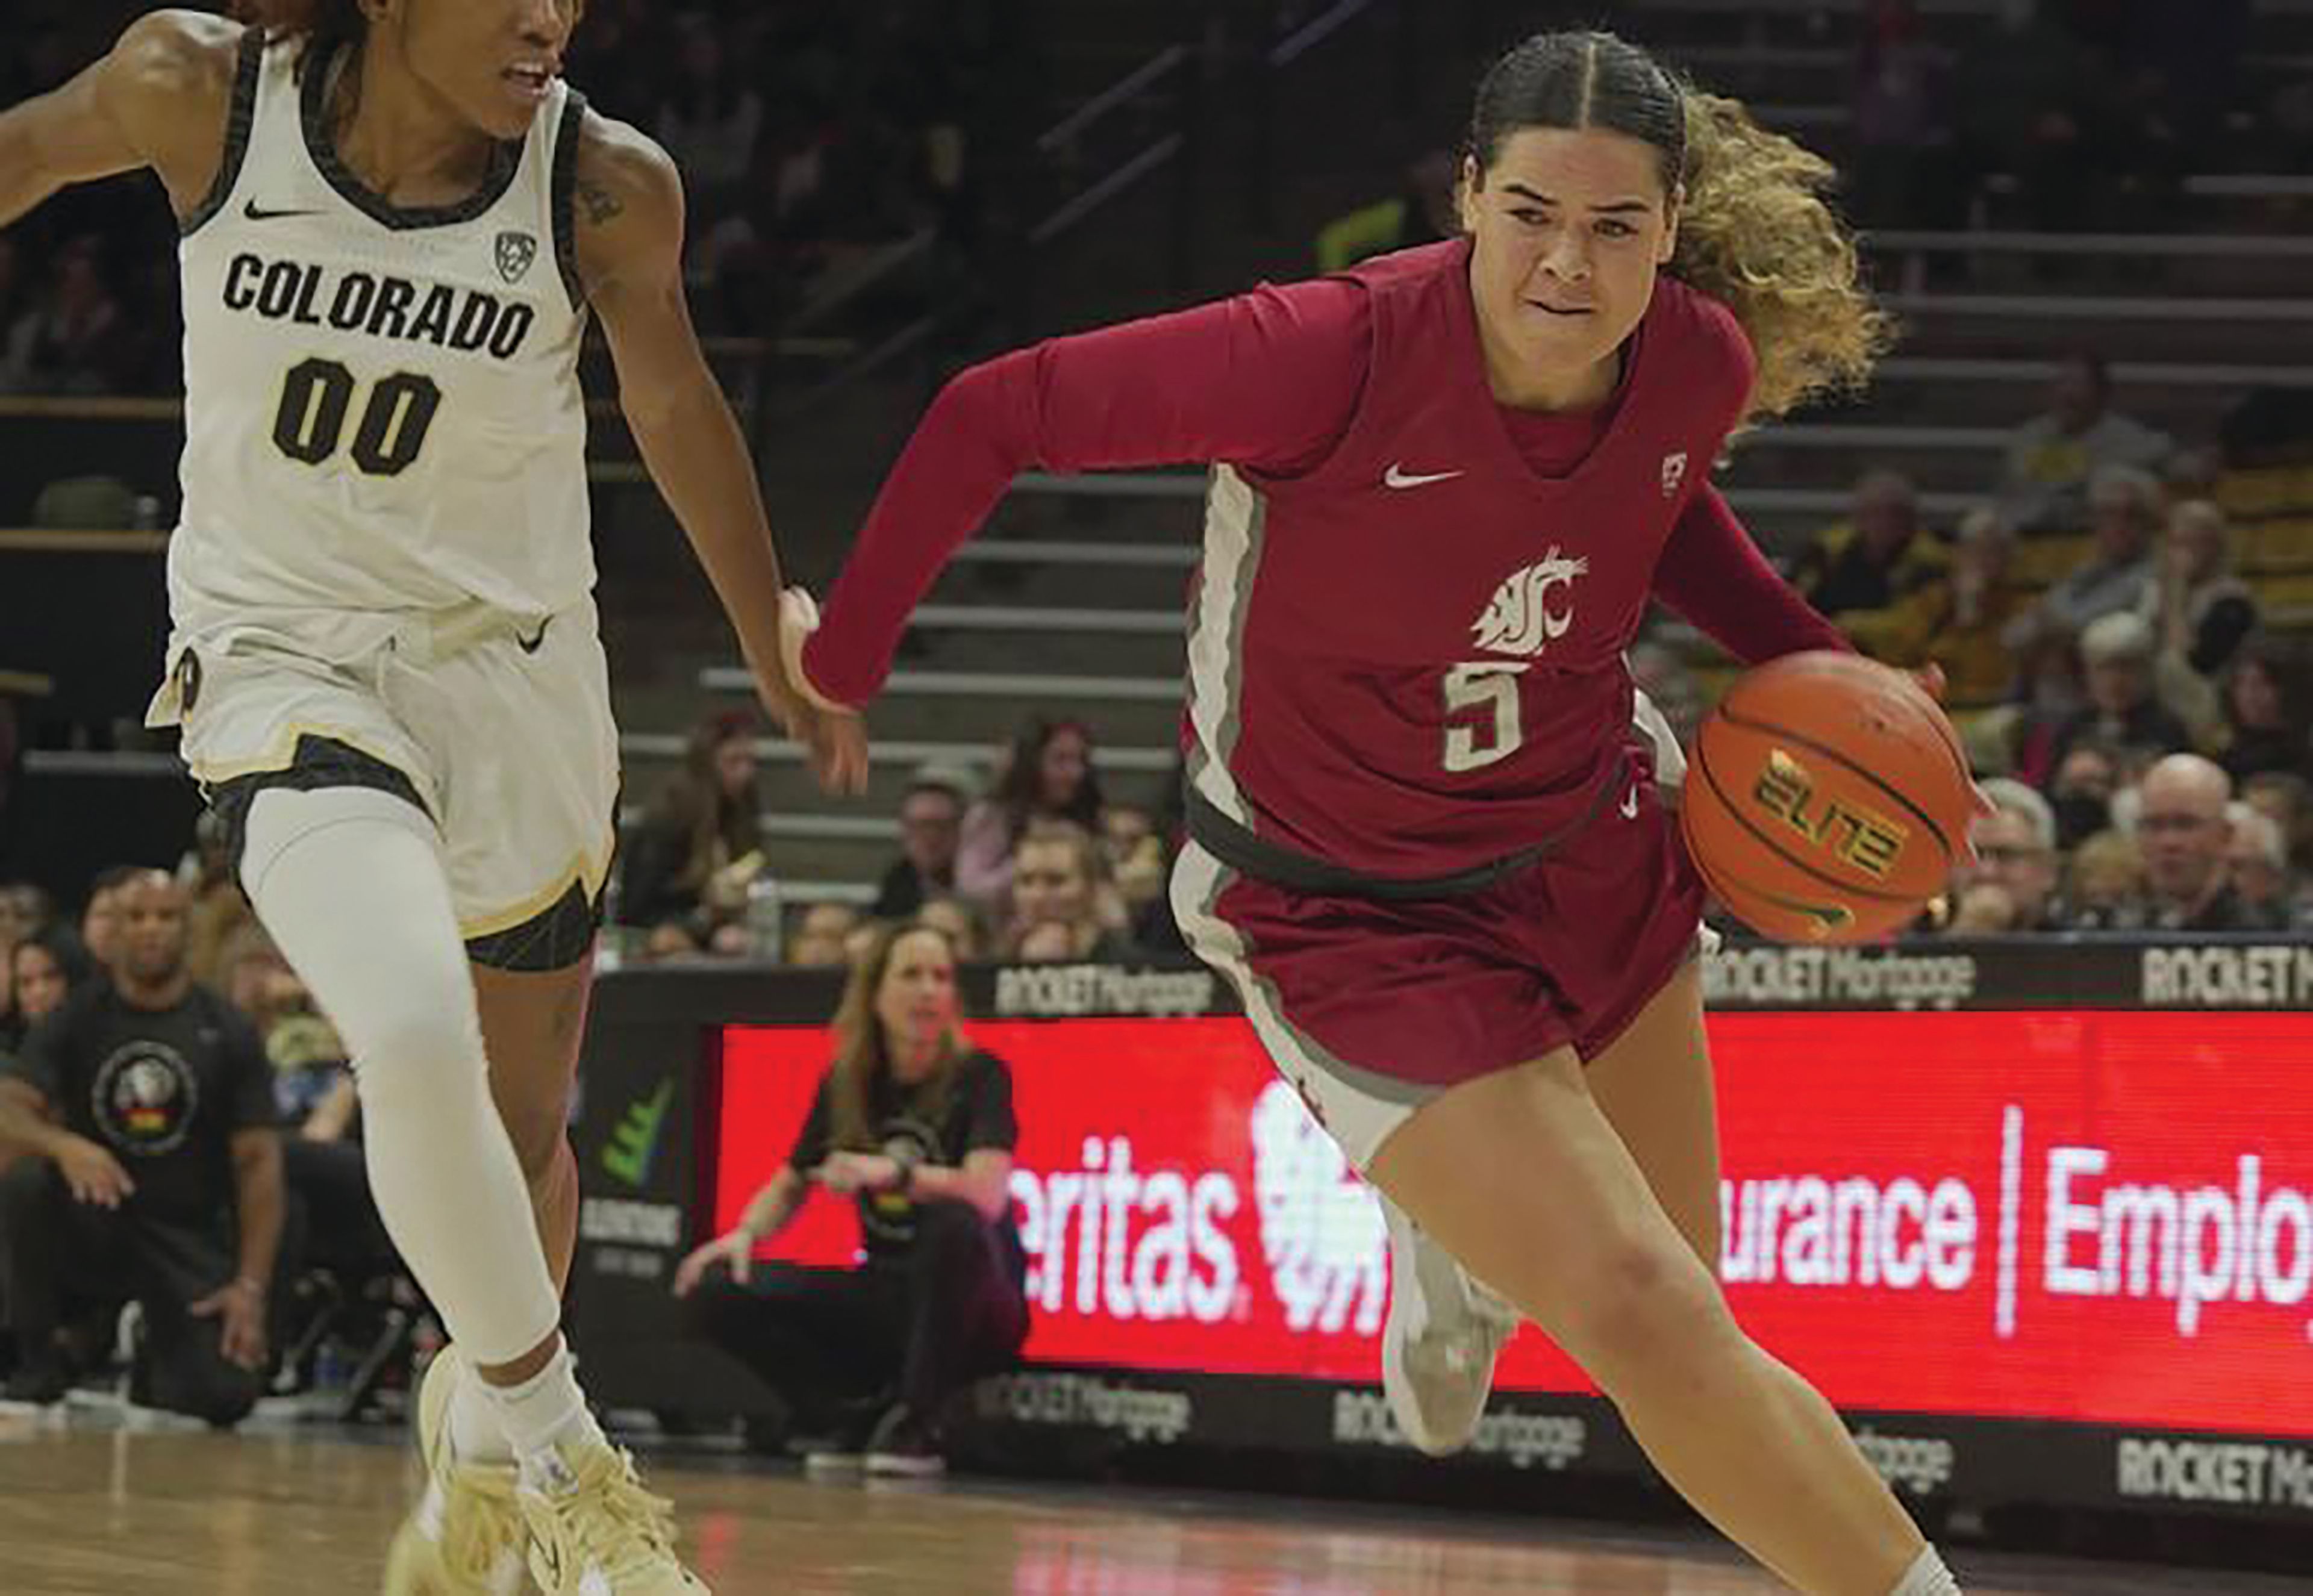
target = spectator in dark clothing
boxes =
[5,925,92,1048]
[654,19,763,225]
[0,234,130,397]
[784,902,863,968]
[2124,755,2281,931]
[0,872,286,1424]
[1000,820,1136,964]
[675,921,1027,1476]
[80,861,146,973]
[1949,779,2065,932]
[1949,0,2107,231]
[2046,740,2121,850]
[1994,359,2170,537]
[955,717,1105,921]
[1792,470,1947,622]
[2008,465,2163,656]
[0,883,51,950]
[272,1022,394,1295]
[2046,611,2190,775]
[913,896,988,963]
[2227,805,2305,931]
[2146,499,2258,703]
[1313,150,1458,272]
[870,764,973,920]
[2216,637,2313,786]
[616,712,764,950]
[1847,0,1958,226]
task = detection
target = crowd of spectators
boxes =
[1770,352,2313,936]
[0,852,402,1424]
[1844,0,2267,234]
[0,0,1019,398]
[610,711,1184,972]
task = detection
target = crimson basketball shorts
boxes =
[1172,774,1709,1171]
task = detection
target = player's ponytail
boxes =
[1671,90,1892,422]
[1466,30,1891,424]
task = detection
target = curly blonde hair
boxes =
[1672,90,1893,422]
[1466,31,1892,424]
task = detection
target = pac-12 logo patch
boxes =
[495,230,539,285]
[1660,451,1688,497]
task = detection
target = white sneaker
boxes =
[382,1346,526,1595]
[1380,1200,1519,1456]
[520,1437,710,1594]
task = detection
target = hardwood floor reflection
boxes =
[0,1414,2297,1594]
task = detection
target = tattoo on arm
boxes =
[575,175,623,226]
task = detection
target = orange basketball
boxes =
[1680,651,1973,944]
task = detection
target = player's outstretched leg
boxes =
[239,787,705,1594]
[1364,966,1960,1596]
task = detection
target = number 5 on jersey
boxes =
[1442,661,1529,773]
[272,357,443,476]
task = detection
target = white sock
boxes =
[483,1341,606,1483]
[1890,1544,1962,1595]
[447,1359,515,1465]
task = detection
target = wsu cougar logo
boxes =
[1472,547,1590,657]
[1249,1081,1387,1335]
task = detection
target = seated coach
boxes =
[674,918,1028,1475]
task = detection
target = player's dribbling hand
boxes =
[672,1229,755,1297]
[1906,660,1995,836]
[55,1136,135,1209]
[758,588,870,797]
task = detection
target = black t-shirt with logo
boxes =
[787,1048,1019,1258]
[5,980,276,1225]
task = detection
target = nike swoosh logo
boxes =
[242,201,320,221]
[517,622,550,655]
[1383,464,1463,490]
[1619,785,1640,820]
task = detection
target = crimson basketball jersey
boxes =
[1185,240,1754,878]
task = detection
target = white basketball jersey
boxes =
[173,30,592,633]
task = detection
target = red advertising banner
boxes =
[714,1012,2313,1437]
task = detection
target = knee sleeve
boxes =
[240,787,563,1367]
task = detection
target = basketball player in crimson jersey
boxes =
[779,31,1965,1596]
[0,2,862,1591]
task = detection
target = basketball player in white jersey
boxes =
[0,4,864,1590]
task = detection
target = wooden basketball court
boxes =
[0,1411,2299,1594]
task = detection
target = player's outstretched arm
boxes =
[0,9,242,229]
[571,111,866,794]
[798,279,1371,709]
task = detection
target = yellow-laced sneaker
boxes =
[519,1438,708,1594]
[382,1346,528,1595]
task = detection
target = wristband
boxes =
[777,588,847,713]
